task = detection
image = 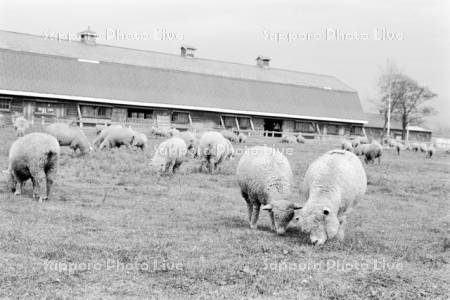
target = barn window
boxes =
[80,105,112,119]
[35,102,56,115]
[351,126,363,135]
[172,111,190,124]
[222,116,236,129]
[295,121,315,133]
[128,108,153,119]
[326,124,339,135]
[0,98,11,111]
[238,117,251,129]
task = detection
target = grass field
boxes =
[0,127,449,299]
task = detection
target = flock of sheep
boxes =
[2,118,436,245]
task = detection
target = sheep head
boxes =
[262,200,302,235]
[295,204,339,245]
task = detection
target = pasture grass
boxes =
[0,127,449,299]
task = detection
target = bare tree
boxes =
[376,62,436,140]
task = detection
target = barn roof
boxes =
[0,30,367,123]
[365,113,431,132]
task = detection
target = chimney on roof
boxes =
[180,45,196,58]
[78,27,98,45]
[256,56,270,68]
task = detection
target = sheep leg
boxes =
[15,181,25,196]
[172,160,182,173]
[45,171,56,200]
[269,211,276,231]
[249,203,260,229]
[246,202,253,223]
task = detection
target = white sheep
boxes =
[3,132,60,202]
[224,139,235,160]
[130,129,148,150]
[280,135,297,144]
[150,137,187,174]
[99,127,136,150]
[341,140,353,152]
[411,143,420,152]
[354,143,382,164]
[13,116,30,137]
[236,146,302,234]
[93,124,123,147]
[296,134,306,144]
[45,123,92,154]
[295,149,367,245]
[221,130,239,143]
[198,131,230,173]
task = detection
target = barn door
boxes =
[155,111,171,129]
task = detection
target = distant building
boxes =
[364,113,432,142]
[0,28,368,137]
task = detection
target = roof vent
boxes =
[78,27,98,45]
[256,56,270,68]
[181,45,196,58]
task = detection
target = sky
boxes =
[0,0,448,129]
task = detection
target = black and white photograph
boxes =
[0,0,449,298]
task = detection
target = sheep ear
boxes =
[262,204,273,211]
[293,204,303,210]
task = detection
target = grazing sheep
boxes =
[295,150,367,245]
[130,130,148,150]
[150,137,187,174]
[99,127,135,150]
[236,146,302,234]
[198,131,230,173]
[419,143,428,153]
[281,135,297,144]
[341,140,353,152]
[13,116,30,137]
[351,138,360,148]
[296,134,306,143]
[4,133,60,202]
[411,143,419,152]
[45,123,92,154]
[353,143,382,164]
[94,124,123,147]
[238,133,247,143]
[388,138,398,148]
[427,145,436,158]
[221,130,239,143]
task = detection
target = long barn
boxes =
[0,29,367,138]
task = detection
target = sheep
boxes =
[221,130,239,143]
[296,134,306,144]
[238,133,247,143]
[130,130,148,150]
[280,135,297,144]
[427,145,436,158]
[295,149,367,245]
[355,143,382,164]
[411,143,420,152]
[93,124,123,147]
[13,116,30,137]
[150,137,187,174]
[3,132,60,202]
[198,131,230,173]
[45,123,92,155]
[99,127,135,150]
[341,140,353,152]
[419,143,428,153]
[236,146,302,234]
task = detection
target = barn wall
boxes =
[283,120,295,134]
[191,111,221,129]
[112,107,127,123]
